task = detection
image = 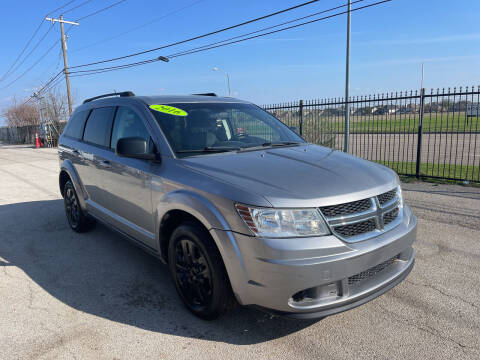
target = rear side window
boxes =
[64,110,89,139]
[110,106,150,149]
[83,107,115,147]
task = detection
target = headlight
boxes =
[235,204,330,238]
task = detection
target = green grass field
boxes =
[296,112,480,134]
[377,160,479,182]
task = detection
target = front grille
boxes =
[334,219,376,238]
[320,198,372,218]
[348,255,400,286]
[383,207,399,225]
[320,187,402,242]
[378,189,397,205]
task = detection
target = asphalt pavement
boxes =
[0,144,479,360]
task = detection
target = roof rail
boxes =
[192,93,217,97]
[83,91,135,104]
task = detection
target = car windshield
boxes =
[149,102,305,157]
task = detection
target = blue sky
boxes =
[1,0,479,123]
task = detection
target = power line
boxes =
[0,0,78,83]
[68,0,390,78]
[1,39,59,90]
[76,0,128,21]
[3,0,322,89]
[1,26,76,91]
[168,0,364,59]
[169,0,391,59]
[36,70,66,95]
[69,0,325,69]
[0,21,45,82]
[47,0,79,16]
[70,59,159,77]
[2,23,56,83]
[2,0,389,118]
[70,0,206,53]
[1,0,127,104]
[71,58,158,74]
[0,70,63,118]
[63,0,95,14]
[40,74,66,94]
[36,54,63,94]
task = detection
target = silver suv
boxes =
[58,92,417,320]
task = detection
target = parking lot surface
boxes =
[1,144,479,360]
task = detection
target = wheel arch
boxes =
[155,190,249,304]
[59,159,87,211]
[156,190,232,262]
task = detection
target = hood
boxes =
[180,144,399,208]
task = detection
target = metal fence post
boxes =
[299,99,304,136]
[415,88,425,178]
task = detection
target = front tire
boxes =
[63,181,94,233]
[168,222,235,320]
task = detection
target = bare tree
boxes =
[39,87,69,128]
[5,98,39,127]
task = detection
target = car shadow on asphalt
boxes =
[0,200,319,344]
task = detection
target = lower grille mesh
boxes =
[383,207,400,226]
[348,255,400,286]
[334,219,376,238]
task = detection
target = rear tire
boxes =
[63,181,94,233]
[168,222,236,320]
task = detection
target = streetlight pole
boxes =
[212,67,231,96]
[344,0,351,153]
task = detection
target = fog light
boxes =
[290,282,340,304]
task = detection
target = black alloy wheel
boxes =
[174,239,213,311]
[65,185,80,228]
[168,222,236,320]
[63,181,94,233]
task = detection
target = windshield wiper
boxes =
[176,146,241,153]
[238,141,302,152]
[268,141,303,147]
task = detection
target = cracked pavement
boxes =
[0,145,479,359]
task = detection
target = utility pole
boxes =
[344,0,351,153]
[45,15,79,116]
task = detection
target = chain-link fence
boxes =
[0,122,66,146]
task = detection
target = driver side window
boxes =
[111,107,151,150]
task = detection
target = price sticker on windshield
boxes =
[149,105,188,116]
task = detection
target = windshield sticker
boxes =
[149,104,188,116]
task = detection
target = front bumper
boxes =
[281,254,414,319]
[210,204,417,316]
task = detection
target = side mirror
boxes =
[289,126,300,135]
[116,137,156,160]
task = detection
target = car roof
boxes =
[73,94,253,115]
[135,95,251,105]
